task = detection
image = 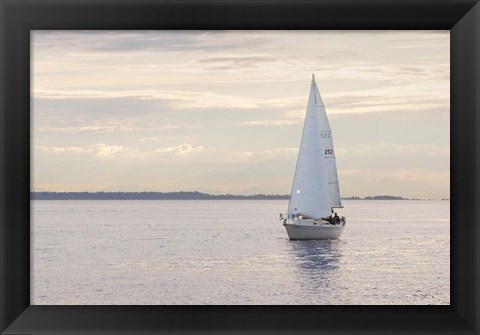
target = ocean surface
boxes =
[31,200,450,305]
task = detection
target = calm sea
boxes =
[31,200,450,305]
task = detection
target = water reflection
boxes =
[288,240,343,270]
[287,240,344,294]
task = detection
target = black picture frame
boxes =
[1,0,479,334]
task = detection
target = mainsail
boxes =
[288,75,341,219]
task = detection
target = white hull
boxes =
[284,220,344,240]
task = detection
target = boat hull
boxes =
[284,222,344,240]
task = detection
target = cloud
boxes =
[33,31,204,54]
[196,55,276,70]
[33,89,263,110]
[338,168,450,199]
[31,31,450,198]
[36,120,138,134]
[39,142,298,165]
[40,146,95,154]
[33,88,310,113]
[340,167,449,183]
[140,128,182,142]
[95,144,133,158]
[336,143,449,158]
[154,143,204,156]
[239,109,305,127]
[324,90,449,115]
[336,143,449,170]
[40,143,145,158]
[32,31,275,57]
[239,119,299,127]
[234,147,298,163]
[391,168,449,184]
[151,144,298,163]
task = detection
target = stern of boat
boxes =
[279,214,345,240]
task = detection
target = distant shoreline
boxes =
[30,192,448,201]
[31,191,288,200]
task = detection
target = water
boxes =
[31,200,450,305]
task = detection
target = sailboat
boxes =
[280,75,346,240]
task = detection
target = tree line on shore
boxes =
[30,191,289,200]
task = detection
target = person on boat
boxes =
[322,216,333,224]
[333,212,340,225]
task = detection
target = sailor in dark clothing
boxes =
[333,212,340,225]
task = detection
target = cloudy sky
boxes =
[32,31,449,199]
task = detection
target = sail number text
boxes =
[324,149,334,155]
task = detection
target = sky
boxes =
[32,31,450,199]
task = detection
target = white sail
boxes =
[288,76,341,219]
[313,79,342,208]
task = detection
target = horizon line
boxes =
[30,191,449,201]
